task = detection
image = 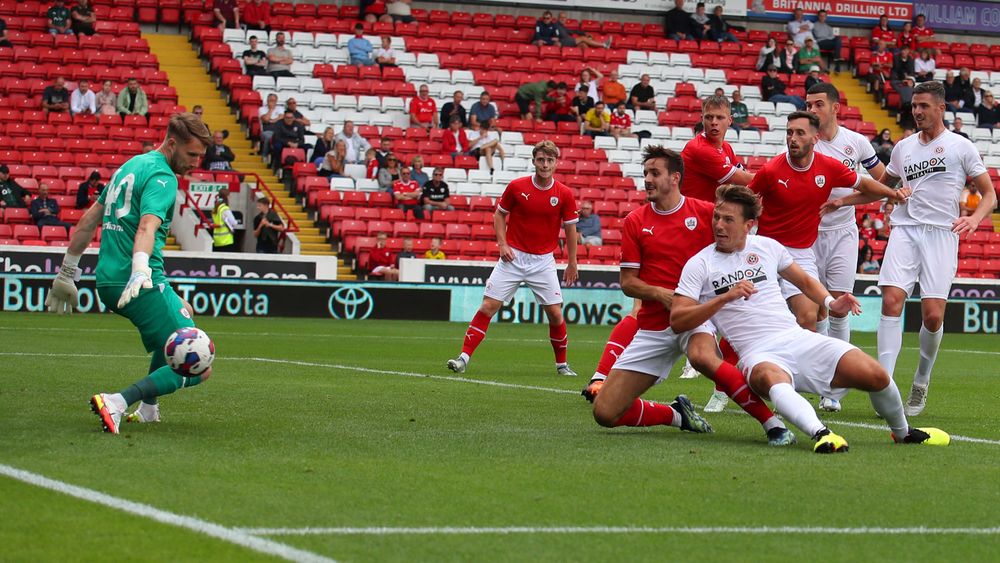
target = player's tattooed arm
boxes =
[821,177,911,214]
[620,268,674,309]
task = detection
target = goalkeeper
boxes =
[46,113,214,435]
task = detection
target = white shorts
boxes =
[879,224,958,299]
[483,248,562,305]
[612,322,716,384]
[814,225,859,293]
[779,246,819,300]
[738,328,857,398]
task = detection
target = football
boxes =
[164,327,215,377]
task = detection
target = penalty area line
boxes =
[0,464,336,563]
[236,525,1000,536]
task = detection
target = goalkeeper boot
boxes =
[703,390,729,413]
[893,427,950,446]
[125,402,160,423]
[672,395,714,434]
[812,427,849,453]
[581,377,604,403]
[90,393,125,435]
[904,383,927,416]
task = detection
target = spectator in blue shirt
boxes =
[347,23,375,66]
[30,183,72,233]
[469,91,498,129]
[532,11,560,46]
[576,201,602,246]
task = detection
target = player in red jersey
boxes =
[680,95,755,203]
[589,146,795,446]
[748,111,905,332]
[447,141,580,375]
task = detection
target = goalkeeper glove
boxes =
[45,252,81,314]
[117,251,153,309]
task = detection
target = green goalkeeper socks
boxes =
[119,366,204,405]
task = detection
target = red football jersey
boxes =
[913,26,934,38]
[620,197,716,331]
[392,179,420,201]
[748,152,859,249]
[496,176,578,255]
[409,97,437,123]
[369,247,395,271]
[871,27,896,45]
[872,50,893,68]
[610,112,631,128]
[681,133,740,202]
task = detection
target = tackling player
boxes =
[671,185,949,452]
[447,140,580,375]
[45,113,213,434]
[806,82,887,412]
[590,146,794,447]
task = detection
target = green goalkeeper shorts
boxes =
[98,283,196,354]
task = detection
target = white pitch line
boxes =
[827,419,1000,446]
[0,463,336,563]
[236,525,1000,537]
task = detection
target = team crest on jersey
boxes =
[684,217,697,230]
[179,307,191,319]
[844,146,854,156]
[935,146,945,154]
[746,253,760,265]
[815,175,826,188]
[549,196,559,207]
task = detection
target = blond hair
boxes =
[532,140,560,159]
[166,112,212,147]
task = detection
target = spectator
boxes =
[392,165,423,220]
[71,0,96,36]
[795,37,824,73]
[469,91,498,129]
[95,79,117,115]
[582,100,611,137]
[914,49,935,82]
[756,37,779,72]
[375,36,396,68]
[442,115,470,156]
[787,8,815,47]
[192,105,204,120]
[312,126,335,165]
[242,35,268,76]
[213,0,239,31]
[707,5,739,43]
[424,237,446,259]
[978,92,1000,129]
[729,90,756,133]
[319,139,348,178]
[267,32,294,77]
[805,65,823,91]
[628,74,657,111]
[897,21,917,51]
[377,154,400,191]
[555,12,611,50]
[576,201,602,246]
[871,128,894,164]
[284,97,311,127]
[440,90,467,128]
[577,67,603,101]
[242,0,271,31]
[960,184,982,217]
[515,79,556,121]
[271,110,306,167]
[967,77,986,112]
[368,232,399,281]
[532,11,560,46]
[871,14,895,47]
[761,66,805,110]
[257,93,283,157]
[812,9,843,72]
[891,76,916,128]
[778,38,797,74]
[42,77,70,114]
[952,116,969,139]
[347,23,375,66]
[892,45,915,80]
[47,0,73,35]
[203,131,236,171]
[76,170,102,209]
[858,245,880,274]
[609,102,636,139]
[0,165,30,209]
[913,13,935,44]
[211,188,238,252]
[544,83,575,123]
[570,86,594,124]
[396,237,417,266]
[421,167,452,217]
[691,2,710,40]
[410,155,429,186]
[365,148,379,179]
[601,70,628,107]
[253,196,284,253]
[30,183,72,233]
[375,137,393,167]
[385,0,414,23]
[116,77,148,119]
[409,84,438,130]
[859,215,876,241]
[468,119,504,173]
[944,70,964,111]
[663,0,695,40]
[0,16,11,47]
[70,79,96,116]
[868,40,893,90]
[335,120,371,164]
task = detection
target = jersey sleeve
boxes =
[561,189,579,224]
[857,138,881,170]
[619,215,641,269]
[675,253,708,301]
[496,183,515,214]
[959,138,988,178]
[139,171,178,222]
[702,143,736,184]
[831,158,860,189]
[769,237,794,271]
[885,144,901,181]
[747,165,768,195]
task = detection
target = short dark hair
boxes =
[914,80,946,101]
[715,184,762,221]
[807,82,840,103]
[546,80,558,90]
[556,82,568,90]
[258,196,270,206]
[786,110,820,130]
[818,9,827,15]
[577,85,589,93]
[641,145,684,185]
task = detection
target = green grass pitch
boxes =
[1,311,999,562]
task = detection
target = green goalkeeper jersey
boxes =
[96,151,177,288]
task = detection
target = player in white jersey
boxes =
[670,185,949,452]
[806,83,887,412]
[839,81,994,416]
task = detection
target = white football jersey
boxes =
[815,126,882,230]
[675,235,799,357]
[886,130,987,228]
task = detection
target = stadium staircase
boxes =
[830,73,902,139]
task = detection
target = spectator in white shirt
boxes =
[468,119,504,173]
[786,8,815,47]
[334,120,372,164]
[70,79,96,115]
[375,36,396,68]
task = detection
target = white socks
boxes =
[816,317,830,336]
[877,315,903,379]
[913,324,943,387]
[768,382,825,437]
[828,315,851,342]
[868,379,909,440]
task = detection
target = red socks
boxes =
[595,314,639,377]
[708,360,777,425]
[614,398,676,427]
[549,321,568,364]
[461,311,492,357]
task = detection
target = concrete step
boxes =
[299,242,335,252]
